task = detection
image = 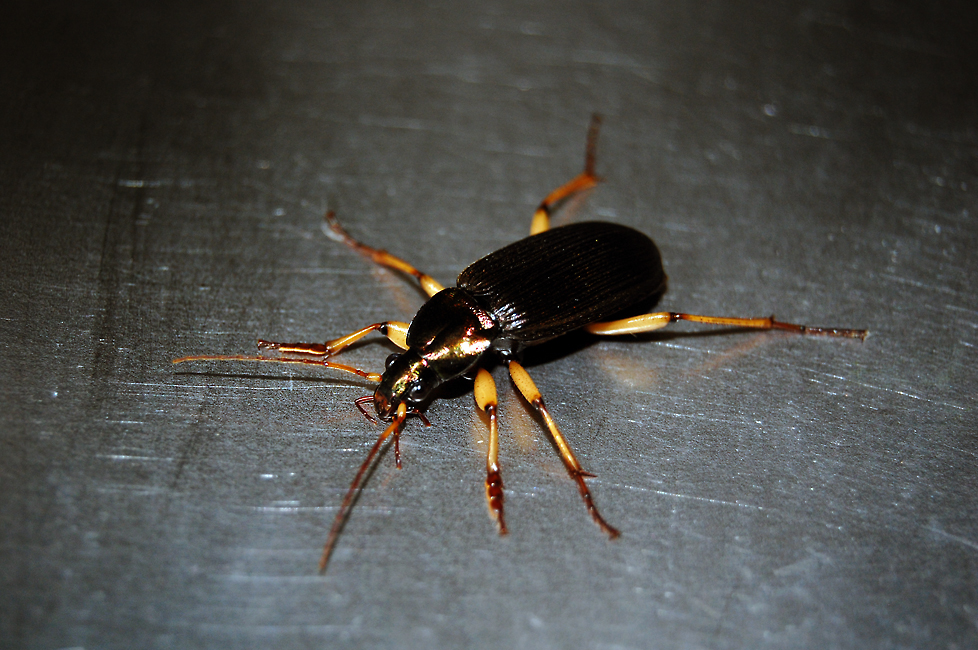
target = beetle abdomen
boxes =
[457,222,665,343]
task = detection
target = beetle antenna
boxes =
[172,354,382,383]
[319,402,408,573]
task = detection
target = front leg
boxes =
[257,321,411,360]
[172,321,412,383]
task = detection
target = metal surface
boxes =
[2,1,975,648]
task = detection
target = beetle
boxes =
[174,116,867,573]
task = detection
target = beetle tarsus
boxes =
[571,469,621,539]
[486,466,508,535]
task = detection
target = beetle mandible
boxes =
[175,116,867,573]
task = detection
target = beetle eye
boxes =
[407,379,429,401]
[385,353,401,369]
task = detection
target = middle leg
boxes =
[323,211,446,297]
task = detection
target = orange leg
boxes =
[507,360,620,539]
[323,211,445,297]
[474,368,507,535]
[172,321,412,381]
[529,114,603,235]
[254,321,410,358]
[586,312,868,339]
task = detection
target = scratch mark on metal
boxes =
[928,526,978,552]
[799,367,966,410]
[617,484,765,510]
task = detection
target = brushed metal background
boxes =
[2,1,975,648]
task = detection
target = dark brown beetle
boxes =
[175,116,866,572]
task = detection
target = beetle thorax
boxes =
[373,288,500,418]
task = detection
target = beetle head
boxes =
[373,288,500,420]
[373,351,438,420]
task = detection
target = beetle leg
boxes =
[323,211,445,297]
[507,360,621,539]
[253,321,411,360]
[529,114,603,235]
[585,312,868,339]
[474,368,508,535]
[172,322,411,382]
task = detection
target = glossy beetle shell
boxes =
[458,221,666,344]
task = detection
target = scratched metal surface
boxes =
[1,1,976,648]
